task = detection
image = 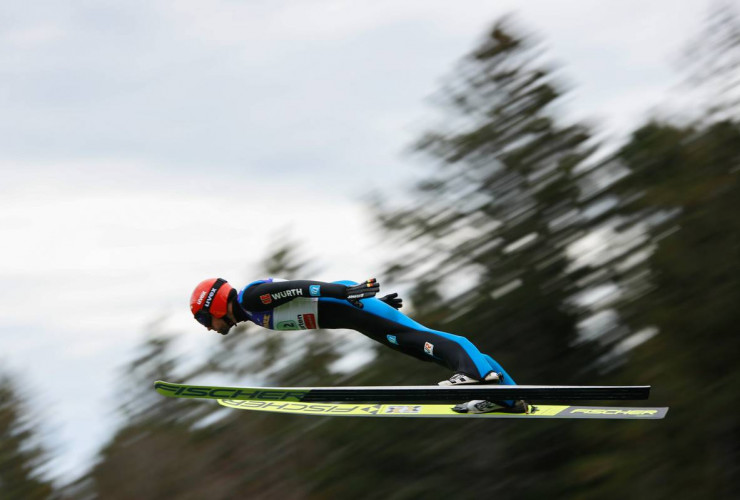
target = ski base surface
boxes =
[218,399,668,419]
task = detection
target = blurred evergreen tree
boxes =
[589,119,740,498]
[571,5,740,497]
[681,2,740,122]
[0,374,55,500]
[376,19,602,385]
[351,18,612,497]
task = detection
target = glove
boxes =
[345,278,380,308]
[379,292,402,310]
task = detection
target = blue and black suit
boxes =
[236,279,517,387]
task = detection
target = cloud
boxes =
[0,161,389,340]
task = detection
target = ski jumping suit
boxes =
[237,279,517,387]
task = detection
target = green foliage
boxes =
[0,374,54,500]
[681,3,740,121]
[378,19,600,386]
[601,120,740,497]
[365,19,611,497]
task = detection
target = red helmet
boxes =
[190,278,235,327]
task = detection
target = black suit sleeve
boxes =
[239,280,348,311]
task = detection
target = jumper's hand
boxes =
[346,278,380,309]
[379,292,402,310]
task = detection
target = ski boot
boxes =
[438,371,502,386]
[452,399,530,414]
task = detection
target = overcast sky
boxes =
[0,0,714,482]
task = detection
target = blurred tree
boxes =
[589,119,740,498]
[117,333,193,424]
[376,18,602,384]
[359,18,613,497]
[681,1,740,122]
[574,4,740,496]
[0,374,55,500]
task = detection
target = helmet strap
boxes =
[229,289,249,322]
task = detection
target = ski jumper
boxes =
[237,279,517,386]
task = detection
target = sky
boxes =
[0,0,715,483]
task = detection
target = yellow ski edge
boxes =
[216,399,669,419]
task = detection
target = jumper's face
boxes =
[195,297,235,335]
[209,315,233,335]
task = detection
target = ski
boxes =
[154,380,650,403]
[218,399,668,419]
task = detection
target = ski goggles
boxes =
[194,310,213,328]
